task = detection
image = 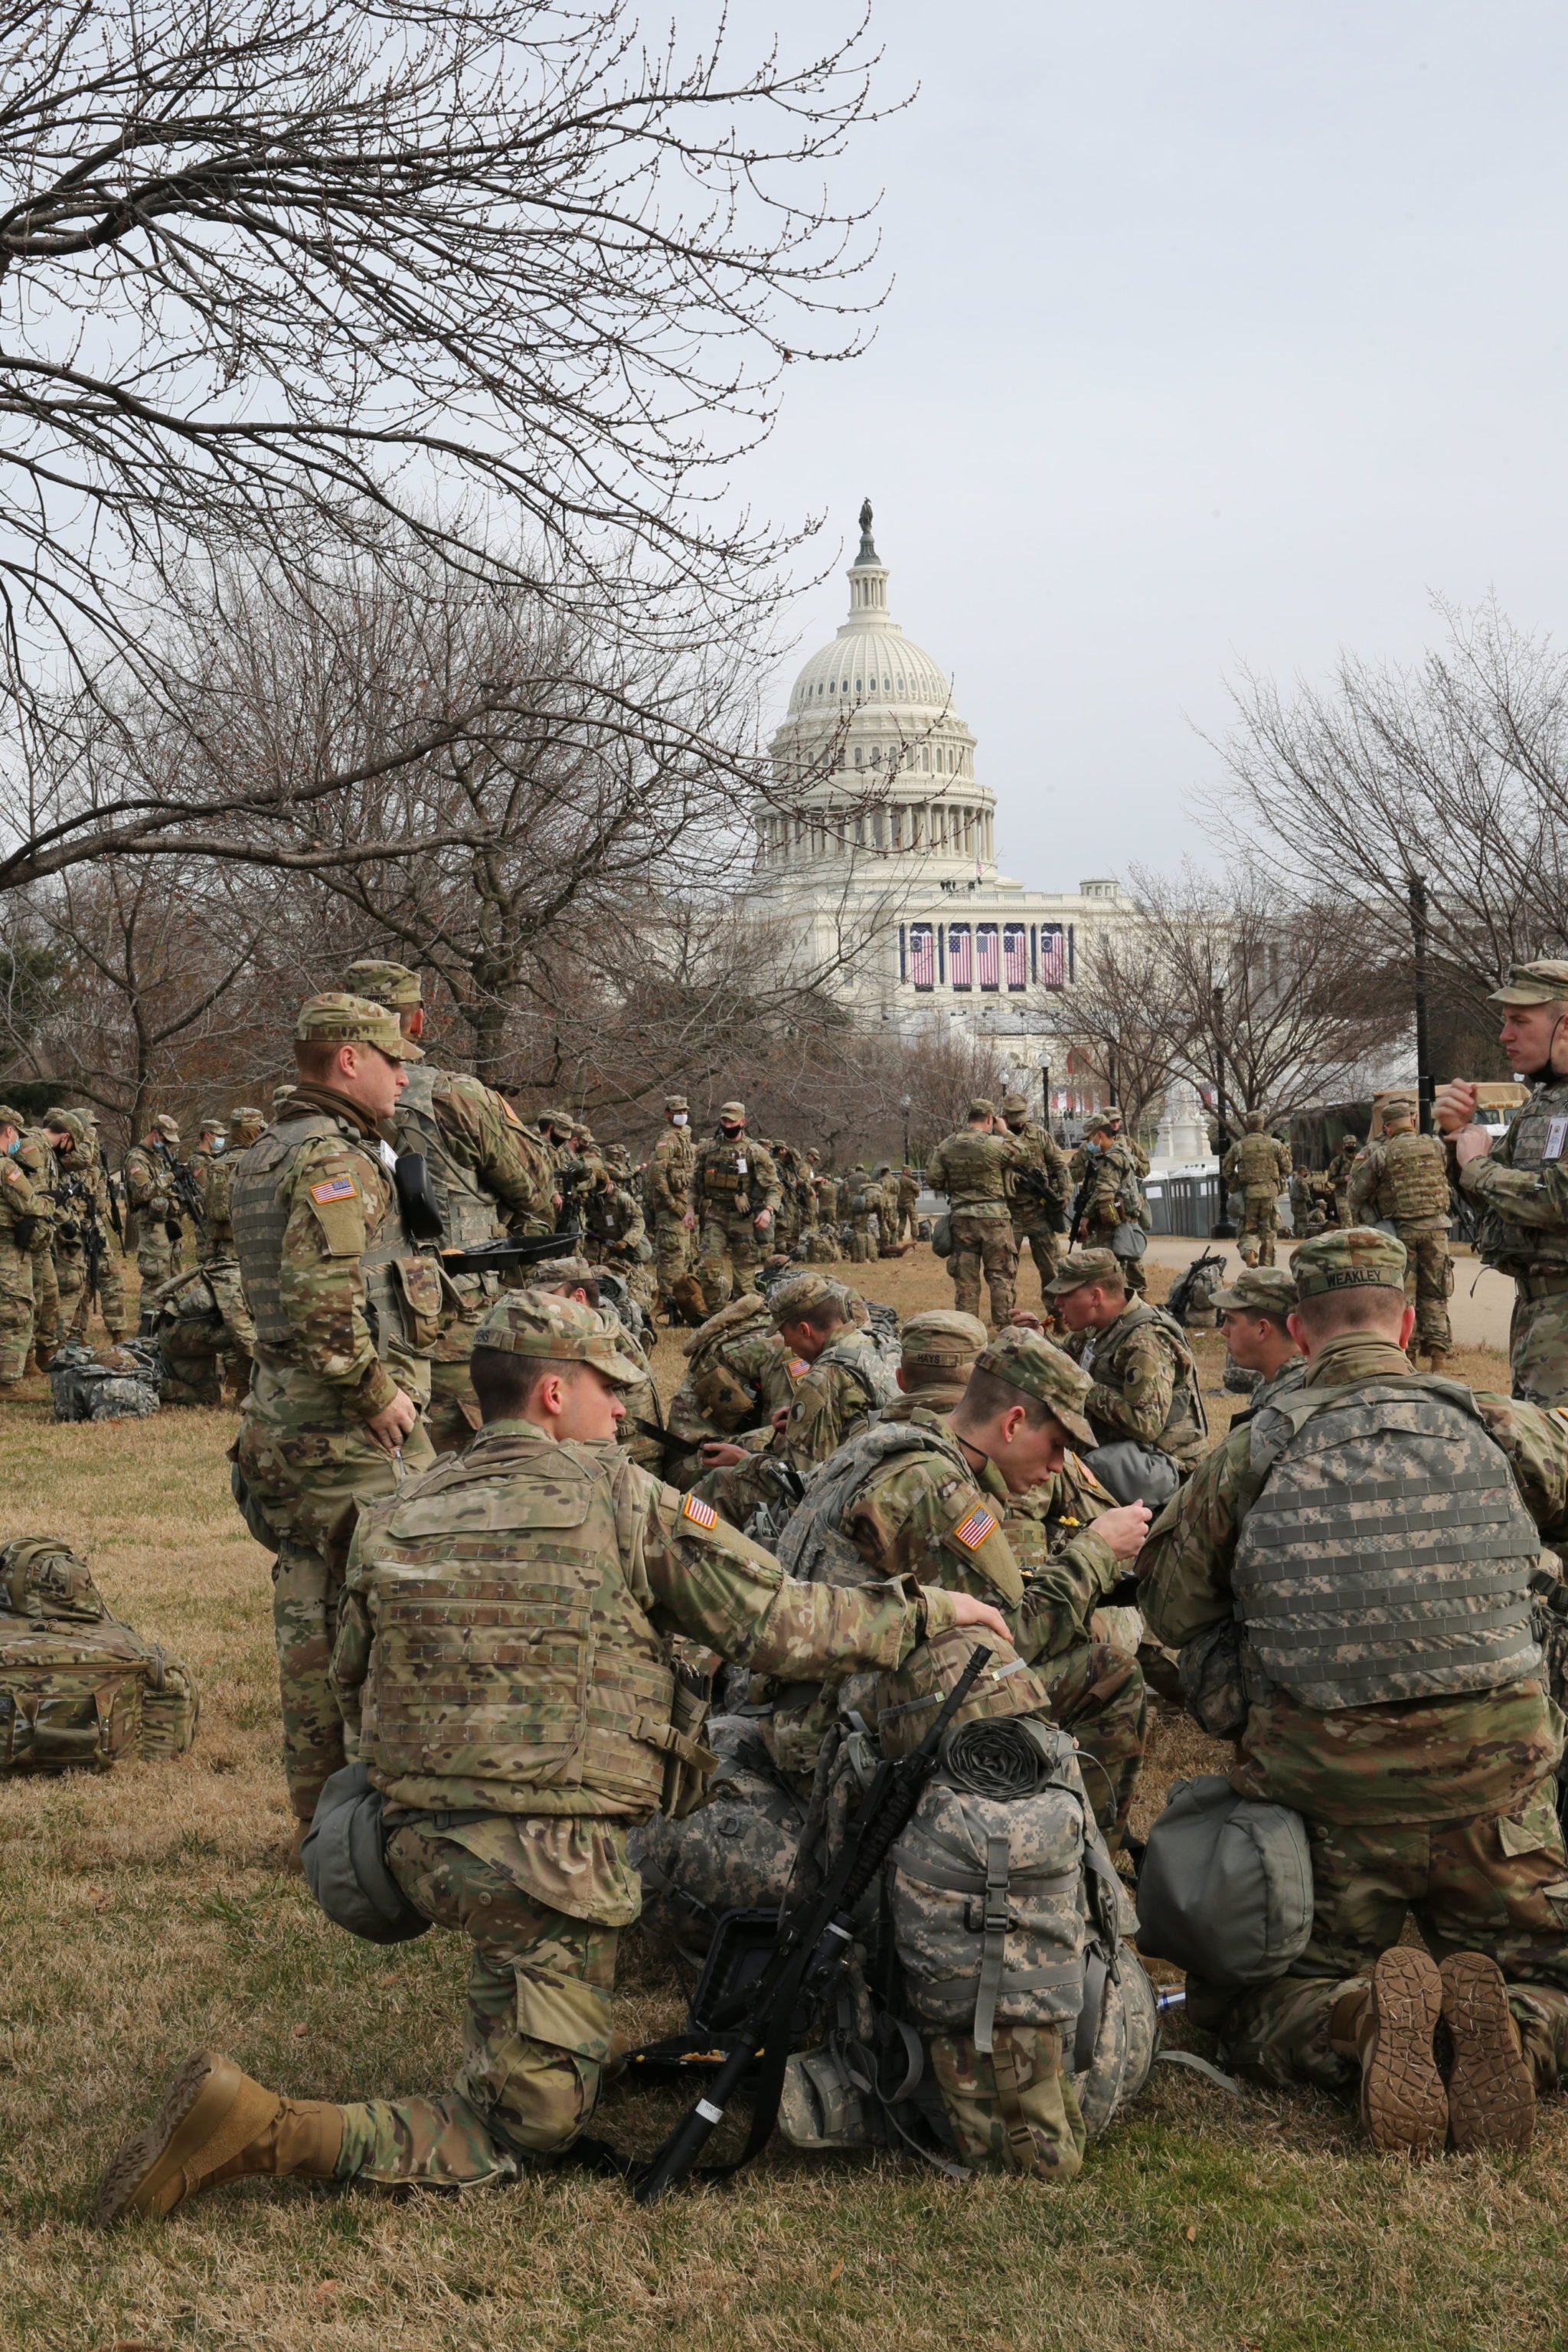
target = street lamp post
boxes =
[900,1093,912,1167]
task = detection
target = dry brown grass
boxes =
[2,1255,1561,2352]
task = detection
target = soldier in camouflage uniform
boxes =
[1002,1090,1071,1303]
[539,1256,667,1475]
[1212,1266,1304,1417]
[96,1290,1011,2222]
[144,1105,264,1405]
[926,1098,1027,1327]
[0,1106,43,1390]
[663,1286,800,1488]
[1438,959,1568,1406]
[124,1114,186,1287]
[1070,1111,1148,1296]
[14,1114,59,1361]
[896,1165,920,1241]
[1222,1110,1292,1269]
[345,959,557,1455]
[1348,1094,1453,1367]
[645,1093,697,1315]
[691,1273,891,1524]
[1044,1249,1208,1477]
[815,1167,841,1229]
[1139,1227,1568,2154]
[48,1109,132,1343]
[692,1099,779,1312]
[1325,1132,1363,1227]
[577,1150,654,1320]
[230,995,438,1840]
[843,1165,877,1263]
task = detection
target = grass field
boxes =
[2,1250,1563,2352]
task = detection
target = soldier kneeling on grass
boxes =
[95,1290,1010,2223]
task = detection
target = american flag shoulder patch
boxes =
[951,1504,1000,1552]
[681,1493,719,1531]
[310,1174,358,1204]
[787,1357,811,1379]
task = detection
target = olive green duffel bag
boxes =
[1135,1772,1312,1989]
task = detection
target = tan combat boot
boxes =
[1439,1952,1535,2154]
[95,2051,343,2226]
[1354,1948,1448,2157]
[1426,1348,1449,1374]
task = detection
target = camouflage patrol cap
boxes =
[293,992,423,1063]
[1001,1093,1028,1116]
[472,1289,643,1386]
[967,1098,996,1119]
[42,1104,74,1130]
[718,1099,746,1122]
[664,1094,688,1112]
[1488,959,1568,1008]
[153,1112,181,1141]
[541,1253,596,1289]
[1292,1224,1407,1298]
[344,958,423,1009]
[272,1084,297,1113]
[974,1328,1096,1446]
[1086,1109,1121,1134]
[1213,1266,1298,1318]
[1243,1109,1266,1131]
[0,1104,26,1129]
[539,1107,574,1131]
[229,1105,266,1126]
[900,1308,988,1372]
[769,1270,850,1326]
[1043,1246,1126,1297]
[1380,1095,1417,1121]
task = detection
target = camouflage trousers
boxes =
[848,1215,875,1263]
[1186,1781,1568,2096]
[0,1240,33,1383]
[58,1243,132,1345]
[1236,1191,1279,1269]
[335,1825,619,2184]
[696,1211,766,1312]
[1509,1283,1568,1409]
[1041,1640,1148,1851]
[135,1217,179,1286]
[426,1356,483,1458]
[1398,1228,1452,1357]
[30,1241,58,1358]
[233,1357,434,1820]
[948,1209,1018,1326]
[653,1214,695,1302]
[1011,1216,1064,1305]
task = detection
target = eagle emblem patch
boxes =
[681,1493,719,1531]
[310,1175,358,1204]
[951,1504,1000,1552]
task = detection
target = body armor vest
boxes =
[1378,1130,1451,1228]
[354,1436,675,1815]
[1236,1132,1279,1191]
[1233,1378,1541,1710]
[779,1419,969,1590]
[198,1155,237,1254]
[812,1331,900,1413]
[1478,1080,1568,1274]
[1092,1302,1208,1465]
[232,1112,417,1357]
[701,1138,753,1212]
[393,1064,505,1251]
[935,1129,1011,1207]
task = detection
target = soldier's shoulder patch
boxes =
[950,1502,1000,1551]
[310,1174,358,1205]
[786,1356,811,1380]
[681,1492,719,1531]
[2,1165,20,1185]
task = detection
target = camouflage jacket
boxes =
[1348,1129,1450,1233]
[403,1069,557,1240]
[15,1129,55,1248]
[665,1303,799,1447]
[1139,1331,1568,1824]
[645,1126,695,1217]
[1223,1133,1292,1196]
[694,1132,780,1221]
[780,1331,893,1478]
[924,1126,1025,1218]
[123,1141,175,1223]
[581,1178,646,1259]
[0,1149,41,1249]
[837,1402,1024,1609]
[1458,1076,1568,1276]
[1073,1137,1145,1228]
[1004,1452,1123,1667]
[1067,1302,1207,1466]
[815,1175,841,1222]
[1004,1119,1072,1223]
[332,1415,965,1921]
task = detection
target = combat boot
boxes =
[1354,1947,1447,2158]
[1426,1348,1449,1374]
[95,2051,343,2225]
[1439,1952,1535,2154]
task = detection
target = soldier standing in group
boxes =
[1348,1094,1454,1370]
[1436,959,1568,1407]
[692,1099,779,1311]
[1002,1089,1071,1303]
[124,1114,185,1288]
[0,1106,43,1394]
[926,1098,1027,1327]
[896,1164,920,1241]
[844,1165,878,1263]
[229,995,438,1848]
[579,1150,655,1319]
[1138,1228,1568,2156]
[1223,1110,1292,1269]
[1070,1110,1149,1296]
[1325,1130,1364,1226]
[57,1109,132,1343]
[645,1093,697,1316]
[343,959,558,1455]
[96,1289,1011,2223]
[43,1112,102,1348]
[201,1104,264,1391]
[14,1112,58,1363]
[1040,1249,1207,1493]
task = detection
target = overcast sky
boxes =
[737,1,1568,891]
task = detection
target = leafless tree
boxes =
[1034,919,1190,1135]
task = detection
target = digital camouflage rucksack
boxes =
[49,1340,162,1422]
[0,1537,199,1772]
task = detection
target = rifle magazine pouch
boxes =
[302,1762,431,1945]
[1135,1774,1312,1988]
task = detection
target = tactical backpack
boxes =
[0,1537,198,1772]
[49,1341,162,1423]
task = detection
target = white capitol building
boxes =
[746,501,1144,1099]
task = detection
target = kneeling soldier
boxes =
[96,1291,1008,2222]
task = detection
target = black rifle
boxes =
[1067,1144,1101,1243]
[634,1642,992,2205]
[168,1158,206,1233]
[54,1171,106,1305]
[1014,1162,1070,1233]
[441,1230,584,1276]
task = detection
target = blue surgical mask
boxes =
[2,1135,17,1157]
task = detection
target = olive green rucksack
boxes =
[0,1537,199,1772]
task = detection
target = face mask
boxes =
[720,1124,742,1138]
[2,1135,16,1157]
[209,1138,227,1156]
[672,1112,688,1127]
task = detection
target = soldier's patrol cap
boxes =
[344,958,423,1009]
[1488,959,1568,1008]
[272,1084,297,1112]
[769,1270,850,1326]
[1001,1093,1028,1116]
[1086,1110,1120,1134]
[541,1253,596,1288]
[42,1104,74,1130]
[293,992,423,1063]
[719,1099,746,1121]
[538,1106,573,1130]
[807,1148,821,1162]
[901,1308,988,1374]
[664,1094,688,1112]
[1044,1246,1126,1297]
[153,1112,181,1141]
[1380,1095,1417,1121]
[0,1104,26,1129]
[1213,1266,1298,1318]
[1292,1225,1407,1298]
[229,1105,266,1126]
[472,1289,644,1386]
[972,1328,1096,1446]
[967,1097,996,1119]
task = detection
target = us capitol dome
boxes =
[750,498,1137,1075]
